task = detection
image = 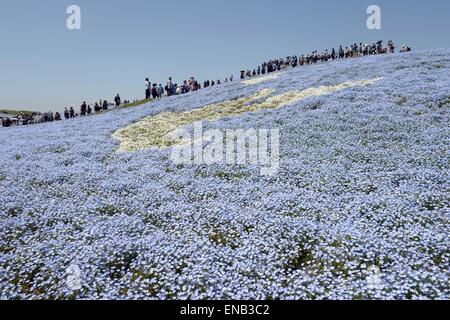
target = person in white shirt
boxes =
[145,78,151,99]
[166,77,174,96]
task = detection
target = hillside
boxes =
[0,50,449,300]
[0,109,38,117]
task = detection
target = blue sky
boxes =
[0,0,449,112]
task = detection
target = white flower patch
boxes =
[112,89,274,151]
[113,78,381,152]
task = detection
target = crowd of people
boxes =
[143,40,409,99]
[2,40,411,128]
[1,111,62,127]
[64,94,127,119]
[144,74,235,100]
[1,96,127,127]
[240,40,410,79]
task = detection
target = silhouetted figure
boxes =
[80,102,87,116]
[152,84,158,99]
[157,84,164,98]
[145,78,151,99]
[166,77,174,96]
[114,94,121,107]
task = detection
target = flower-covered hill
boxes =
[0,50,449,300]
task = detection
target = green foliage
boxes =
[437,96,450,108]
[0,109,37,116]
[395,96,408,106]
[120,99,153,109]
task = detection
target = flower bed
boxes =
[0,50,449,300]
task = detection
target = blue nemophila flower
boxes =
[0,50,449,300]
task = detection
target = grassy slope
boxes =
[0,109,38,116]
[120,98,153,109]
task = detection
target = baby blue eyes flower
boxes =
[0,50,449,300]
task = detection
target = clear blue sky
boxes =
[0,0,449,112]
